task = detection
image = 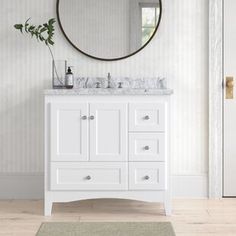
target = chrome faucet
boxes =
[107,72,111,88]
[84,77,89,88]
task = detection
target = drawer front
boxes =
[129,103,166,132]
[129,162,165,190]
[129,133,165,161]
[51,162,127,190]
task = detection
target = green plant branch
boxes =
[14,18,63,85]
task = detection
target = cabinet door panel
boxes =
[90,103,127,161]
[50,103,88,161]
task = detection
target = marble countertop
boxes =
[44,88,173,96]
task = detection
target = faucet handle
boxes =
[159,77,167,89]
[118,82,123,89]
[95,82,101,88]
[107,72,112,88]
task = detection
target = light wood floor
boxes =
[0,199,236,235]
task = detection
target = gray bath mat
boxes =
[36,222,176,236]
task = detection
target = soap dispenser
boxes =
[65,66,74,89]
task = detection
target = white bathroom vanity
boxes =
[44,88,173,216]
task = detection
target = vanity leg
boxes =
[44,199,53,216]
[164,190,172,216]
[164,200,171,216]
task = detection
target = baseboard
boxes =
[0,173,44,199]
[172,174,208,198]
[0,173,208,199]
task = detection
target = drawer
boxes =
[129,133,165,161]
[51,162,127,190]
[129,162,165,190]
[129,103,166,132]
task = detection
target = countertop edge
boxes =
[44,89,174,96]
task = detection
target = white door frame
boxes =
[209,0,223,198]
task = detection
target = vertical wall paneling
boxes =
[0,0,208,177]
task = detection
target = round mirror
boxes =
[57,0,162,61]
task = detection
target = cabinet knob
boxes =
[81,115,87,120]
[86,175,91,180]
[144,115,150,120]
[144,146,150,150]
[89,115,95,120]
[144,175,150,180]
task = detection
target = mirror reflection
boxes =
[58,0,161,60]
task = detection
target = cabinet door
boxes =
[50,102,88,161]
[90,103,127,161]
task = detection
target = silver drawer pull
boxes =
[144,115,150,120]
[144,175,150,180]
[86,175,91,180]
[144,146,150,150]
[81,115,87,120]
[89,115,95,120]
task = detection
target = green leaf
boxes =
[48,24,53,33]
[14,24,23,33]
[47,38,54,45]
[40,27,47,33]
[48,18,56,25]
[14,24,23,29]
[39,35,45,41]
[28,25,35,31]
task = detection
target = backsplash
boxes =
[55,76,167,89]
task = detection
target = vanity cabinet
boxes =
[44,93,172,216]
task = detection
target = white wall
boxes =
[0,0,208,198]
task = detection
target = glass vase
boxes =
[52,60,67,89]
